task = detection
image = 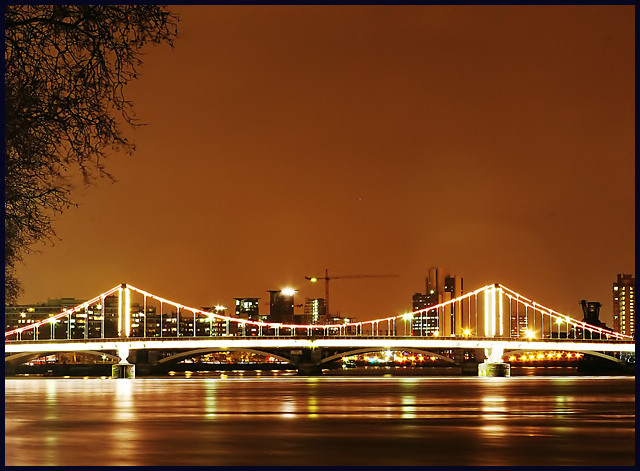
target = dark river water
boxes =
[4,372,635,466]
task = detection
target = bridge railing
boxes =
[6,332,634,347]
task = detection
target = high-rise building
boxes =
[411,267,463,336]
[234,298,260,320]
[411,292,437,335]
[268,290,295,324]
[200,305,230,336]
[304,298,326,324]
[233,297,261,336]
[509,308,529,338]
[613,274,635,336]
[130,304,157,337]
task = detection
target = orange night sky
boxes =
[14,5,634,326]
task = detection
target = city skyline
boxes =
[7,270,634,337]
[11,5,634,327]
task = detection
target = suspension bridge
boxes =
[5,282,634,377]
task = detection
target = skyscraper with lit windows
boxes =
[612,274,635,336]
[411,268,463,336]
[234,297,261,336]
[304,298,326,324]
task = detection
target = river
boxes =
[4,372,635,466]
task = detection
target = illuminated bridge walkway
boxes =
[5,283,635,376]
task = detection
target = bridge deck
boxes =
[5,336,636,354]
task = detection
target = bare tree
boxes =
[4,5,179,303]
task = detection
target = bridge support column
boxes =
[296,363,324,376]
[454,349,480,375]
[290,347,324,376]
[129,349,161,376]
[478,342,510,377]
[112,343,135,379]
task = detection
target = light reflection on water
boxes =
[5,375,635,466]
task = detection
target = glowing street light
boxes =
[524,329,536,340]
[463,329,471,337]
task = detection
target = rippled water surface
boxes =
[5,375,635,466]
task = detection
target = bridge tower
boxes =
[118,283,131,338]
[113,283,135,378]
[478,284,510,377]
[483,284,504,337]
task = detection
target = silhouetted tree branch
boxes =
[4,5,179,303]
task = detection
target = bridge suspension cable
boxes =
[5,282,634,341]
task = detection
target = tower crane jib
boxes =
[304,269,399,317]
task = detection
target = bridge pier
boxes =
[453,349,480,375]
[127,349,162,376]
[478,362,510,377]
[112,363,135,379]
[112,343,135,379]
[478,343,510,377]
[290,347,324,376]
[295,363,324,376]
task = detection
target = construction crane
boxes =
[304,269,399,317]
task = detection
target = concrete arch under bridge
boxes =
[153,347,293,366]
[140,346,372,373]
[134,346,326,375]
[5,350,120,373]
[318,347,460,365]
[150,346,468,370]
